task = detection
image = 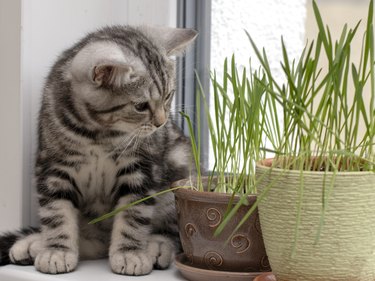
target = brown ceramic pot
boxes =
[173,177,270,273]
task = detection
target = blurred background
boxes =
[0,0,371,231]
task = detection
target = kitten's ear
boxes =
[147,27,198,56]
[92,64,137,87]
[164,28,198,56]
[70,41,139,87]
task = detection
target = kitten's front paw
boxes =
[35,249,78,274]
[110,251,153,276]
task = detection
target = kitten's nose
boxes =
[154,122,163,128]
[154,111,166,128]
[154,119,166,128]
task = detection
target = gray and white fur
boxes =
[0,25,197,275]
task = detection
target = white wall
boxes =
[211,0,307,78]
[0,0,177,231]
[0,0,23,231]
[306,0,371,139]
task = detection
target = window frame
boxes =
[176,0,212,170]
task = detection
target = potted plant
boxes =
[230,1,375,280]
[172,57,272,280]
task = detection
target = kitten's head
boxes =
[66,26,197,137]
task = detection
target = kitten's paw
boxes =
[110,251,153,276]
[34,249,78,274]
[147,236,174,269]
[9,235,42,265]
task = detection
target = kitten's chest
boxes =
[75,145,117,200]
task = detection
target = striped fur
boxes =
[0,26,197,275]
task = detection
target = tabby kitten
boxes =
[0,25,197,275]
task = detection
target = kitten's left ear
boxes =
[147,26,198,56]
[92,64,136,87]
[70,41,140,87]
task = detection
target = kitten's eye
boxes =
[134,102,149,112]
[165,90,175,101]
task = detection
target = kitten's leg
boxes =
[147,234,176,270]
[34,200,80,274]
[109,196,154,276]
[147,193,181,270]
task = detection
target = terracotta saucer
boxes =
[254,272,277,281]
[174,253,264,281]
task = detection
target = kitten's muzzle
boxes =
[154,120,166,128]
[153,111,167,128]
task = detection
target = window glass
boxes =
[208,0,307,169]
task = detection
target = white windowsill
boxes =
[0,259,185,281]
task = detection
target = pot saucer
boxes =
[174,253,264,281]
[254,273,277,281]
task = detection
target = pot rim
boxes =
[257,158,375,176]
[172,178,257,204]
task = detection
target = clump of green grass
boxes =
[251,0,375,172]
[182,55,276,195]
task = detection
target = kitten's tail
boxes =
[0,227,40,265]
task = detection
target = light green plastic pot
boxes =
[256,159,375,281]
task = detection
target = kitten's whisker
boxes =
[107,132,134,158]
[147,138,152,154]
[134,130,143,151]
[129,129,142,158]
[172,103,196,108]
[143,135,152,153]
[171,105,196,111]
[116,130,140,160]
